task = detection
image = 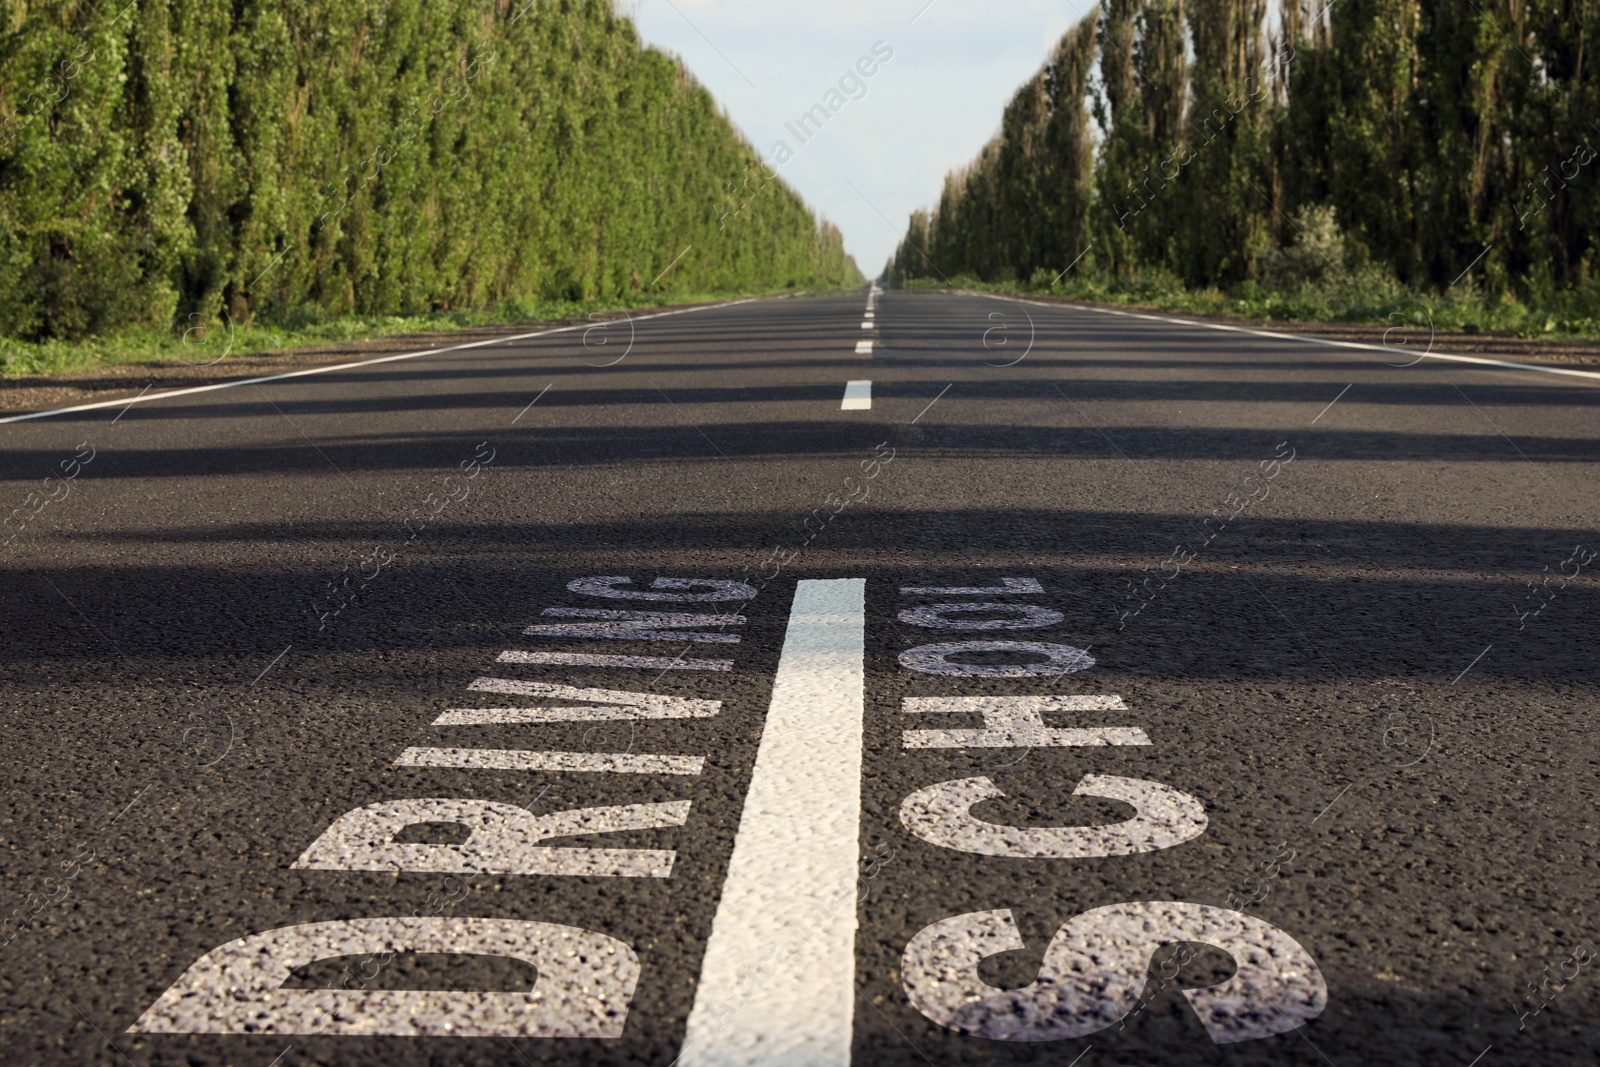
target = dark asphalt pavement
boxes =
[1,289,1597,1066]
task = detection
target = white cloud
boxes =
[626,0,1097,275]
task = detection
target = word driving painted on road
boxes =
[132,574,757,1040]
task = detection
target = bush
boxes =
[1258,205,1350,291]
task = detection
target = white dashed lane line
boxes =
[855,340,874,355]
[841,380,872,411]
[680,578,866,1067]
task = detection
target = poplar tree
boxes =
[0,0,861,345]
[1038,17,1097,276]
[894,0,1596,311]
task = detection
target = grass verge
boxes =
[897,269,1600,345]
[0,288,799,379]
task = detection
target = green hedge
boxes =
[0,0,861,344]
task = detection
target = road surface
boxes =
[1,289,1597,1066]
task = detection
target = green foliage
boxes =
[0,0,861,353]
[888,0,1600,321]
[1258,204,1349,290]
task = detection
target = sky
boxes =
[625,0,1098,277]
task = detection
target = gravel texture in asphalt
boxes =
[1,289,1596,1066]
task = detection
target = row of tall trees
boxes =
[889,0,1600,302]
[0,0,860,344]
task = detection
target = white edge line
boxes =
[0,298,765,425]
[973,292,1600,384]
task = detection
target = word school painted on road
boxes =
[892,576,1328,1045]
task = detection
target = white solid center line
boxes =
[679,578,866,1067]
[841,380,872,410]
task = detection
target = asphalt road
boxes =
[1,288,1597,1067]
